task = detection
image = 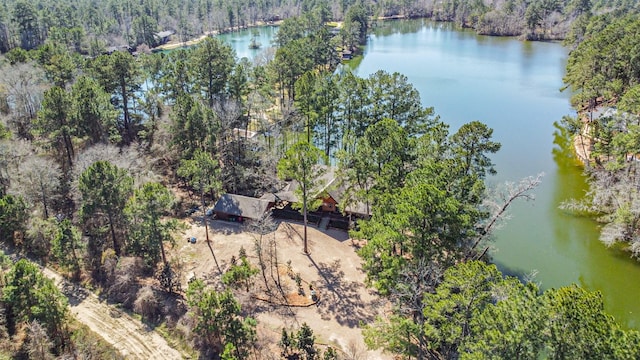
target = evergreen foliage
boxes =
[186,279,257,358]
[0,4,638,358]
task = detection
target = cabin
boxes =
[212,193,273,222]
[323,189,371,219]
[341,50,353,60]
[232,128,259,140]
[275,166,372,215]
[154,30,175,45]
[103,45,134,55]
[321,191,338,212]
[268,166,372,229]
[271,166,337,209]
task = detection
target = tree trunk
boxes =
[201,188,208,242]
[63,131,74,171]
[107,209,121,256]
[202,185,222,274]
[40,183,48,219]
[302,181,309,254]
[257,234,271,293]
[121,79,131,143]
[306,114,311,143]
[159,240,168,264]
[303,209,309,254]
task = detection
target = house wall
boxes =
[214,211,231,220]
[214,211,245,222]
[321,196,337,212]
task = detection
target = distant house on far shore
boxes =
[232,128,259,140]
[154,30,175,45]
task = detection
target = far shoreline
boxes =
[154,13,566,53]
[154,20,285,51]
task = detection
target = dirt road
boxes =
[42,268,183,359]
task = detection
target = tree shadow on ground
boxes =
[209,218,244,235]
[306,255,377,328]
[60,280,90,306]
[281,222,308,247]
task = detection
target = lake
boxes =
[216,26,279,60]
[219,19,640,329]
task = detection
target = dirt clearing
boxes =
[176,217,391,359]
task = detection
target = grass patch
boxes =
[68,319,124,359]
[155,322,198,359]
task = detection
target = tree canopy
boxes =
[0,5,639,358]
[365,261,640,359]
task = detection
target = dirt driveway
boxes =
[176,217,392,359]
[43,268,184,359]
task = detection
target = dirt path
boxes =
[42,268,183,360]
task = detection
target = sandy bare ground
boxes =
[42,268,183,360]
[177,217,392,359]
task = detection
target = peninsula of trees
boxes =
[561,14,640,261]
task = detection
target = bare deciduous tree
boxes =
[343,339,369,360]
[73,143,159,199]
[1,63,46,140]
[26,321,54,360]
[106,256,144,308]
[562,162,640,258]
[0,139,34,194]
[9,155,61,218]
[249,214,275,295]
[24,217,55,259]
[468,173,544,259]
[134,285,160,321]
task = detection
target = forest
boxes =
[1,0,640,358]
[0,0,639,57]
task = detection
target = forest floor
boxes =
[175,216,392,359]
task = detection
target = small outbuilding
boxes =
[212,193,272,222]
[232,128,259,140]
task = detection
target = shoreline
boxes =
[155,16,416,52]
[573,115,593,167]
[155,14,565,52]
[154,20,283,51]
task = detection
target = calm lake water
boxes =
[216,26,279,60]
[219,20,640,329]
